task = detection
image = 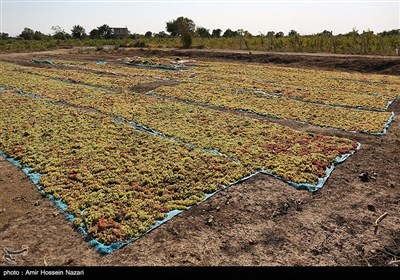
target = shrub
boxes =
[133,41,146,48]
[181,32,192,49]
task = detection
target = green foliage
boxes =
[266,31,275,37]
[223,29,239,38]
[154,31,168,38]
[33,31,47,40]
[196,27,210,38]
[181,32,193,48]
[133,40,147,48]
[90,24,114,39]
[212,29,222,38]
[71,25,86,39]
[166,16,195,37]
[1,32,9,40]
[288,30,299,37]
[19,27,34,40]
[98,24,114,39]
[144,31,153,38]
[89,29,100,39]
[53,32,66,40]
[379,29,400,36]
[318,30,333,36]
[2,28,400,56]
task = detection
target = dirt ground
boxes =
[0,48,399,267]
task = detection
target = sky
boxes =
[0,0,399,37]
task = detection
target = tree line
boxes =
[1,16,399,55]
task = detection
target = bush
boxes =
[133,40,146,48]
[181,32,192,49]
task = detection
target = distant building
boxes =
[111,27,129,38]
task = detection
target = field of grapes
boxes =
[0,49,399,266]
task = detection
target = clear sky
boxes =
[1,0,399,37]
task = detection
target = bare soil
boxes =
[0,49,399,267]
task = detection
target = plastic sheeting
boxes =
[122,61,183,71]
[253,89,394,112]
[263,142,362,192]
[0,151,121,254]
[0,81,369,253]
[31,59,59,66]
[21,60,398,135]
[378,112,395,136]
[0,138,361,253]
[145,90,396,136]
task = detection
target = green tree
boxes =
[212,29,222,37]
[129,33,138,39]
[52,25,67,40]
[89,29,100,39]
[144,31,153,38]
[89,24,114,39]
[71,25,86,39]
[378,29,400,36]
[166,16,195,37]
[53,32,67,40]
[318,30,332,36]
[345,28,359,37]
[223,29,239,38]
[1,32,9,39]
[275,31,284,38]
[97,24,114,39]
[288,30,298,37]
[53,32,66,40]
[196,27,210,38]
[154,31,168,38]
[19,27,34,40]
[33,31,46,40]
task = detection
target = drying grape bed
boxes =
[0,57,397,248]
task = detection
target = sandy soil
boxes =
[0,49,399,267]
